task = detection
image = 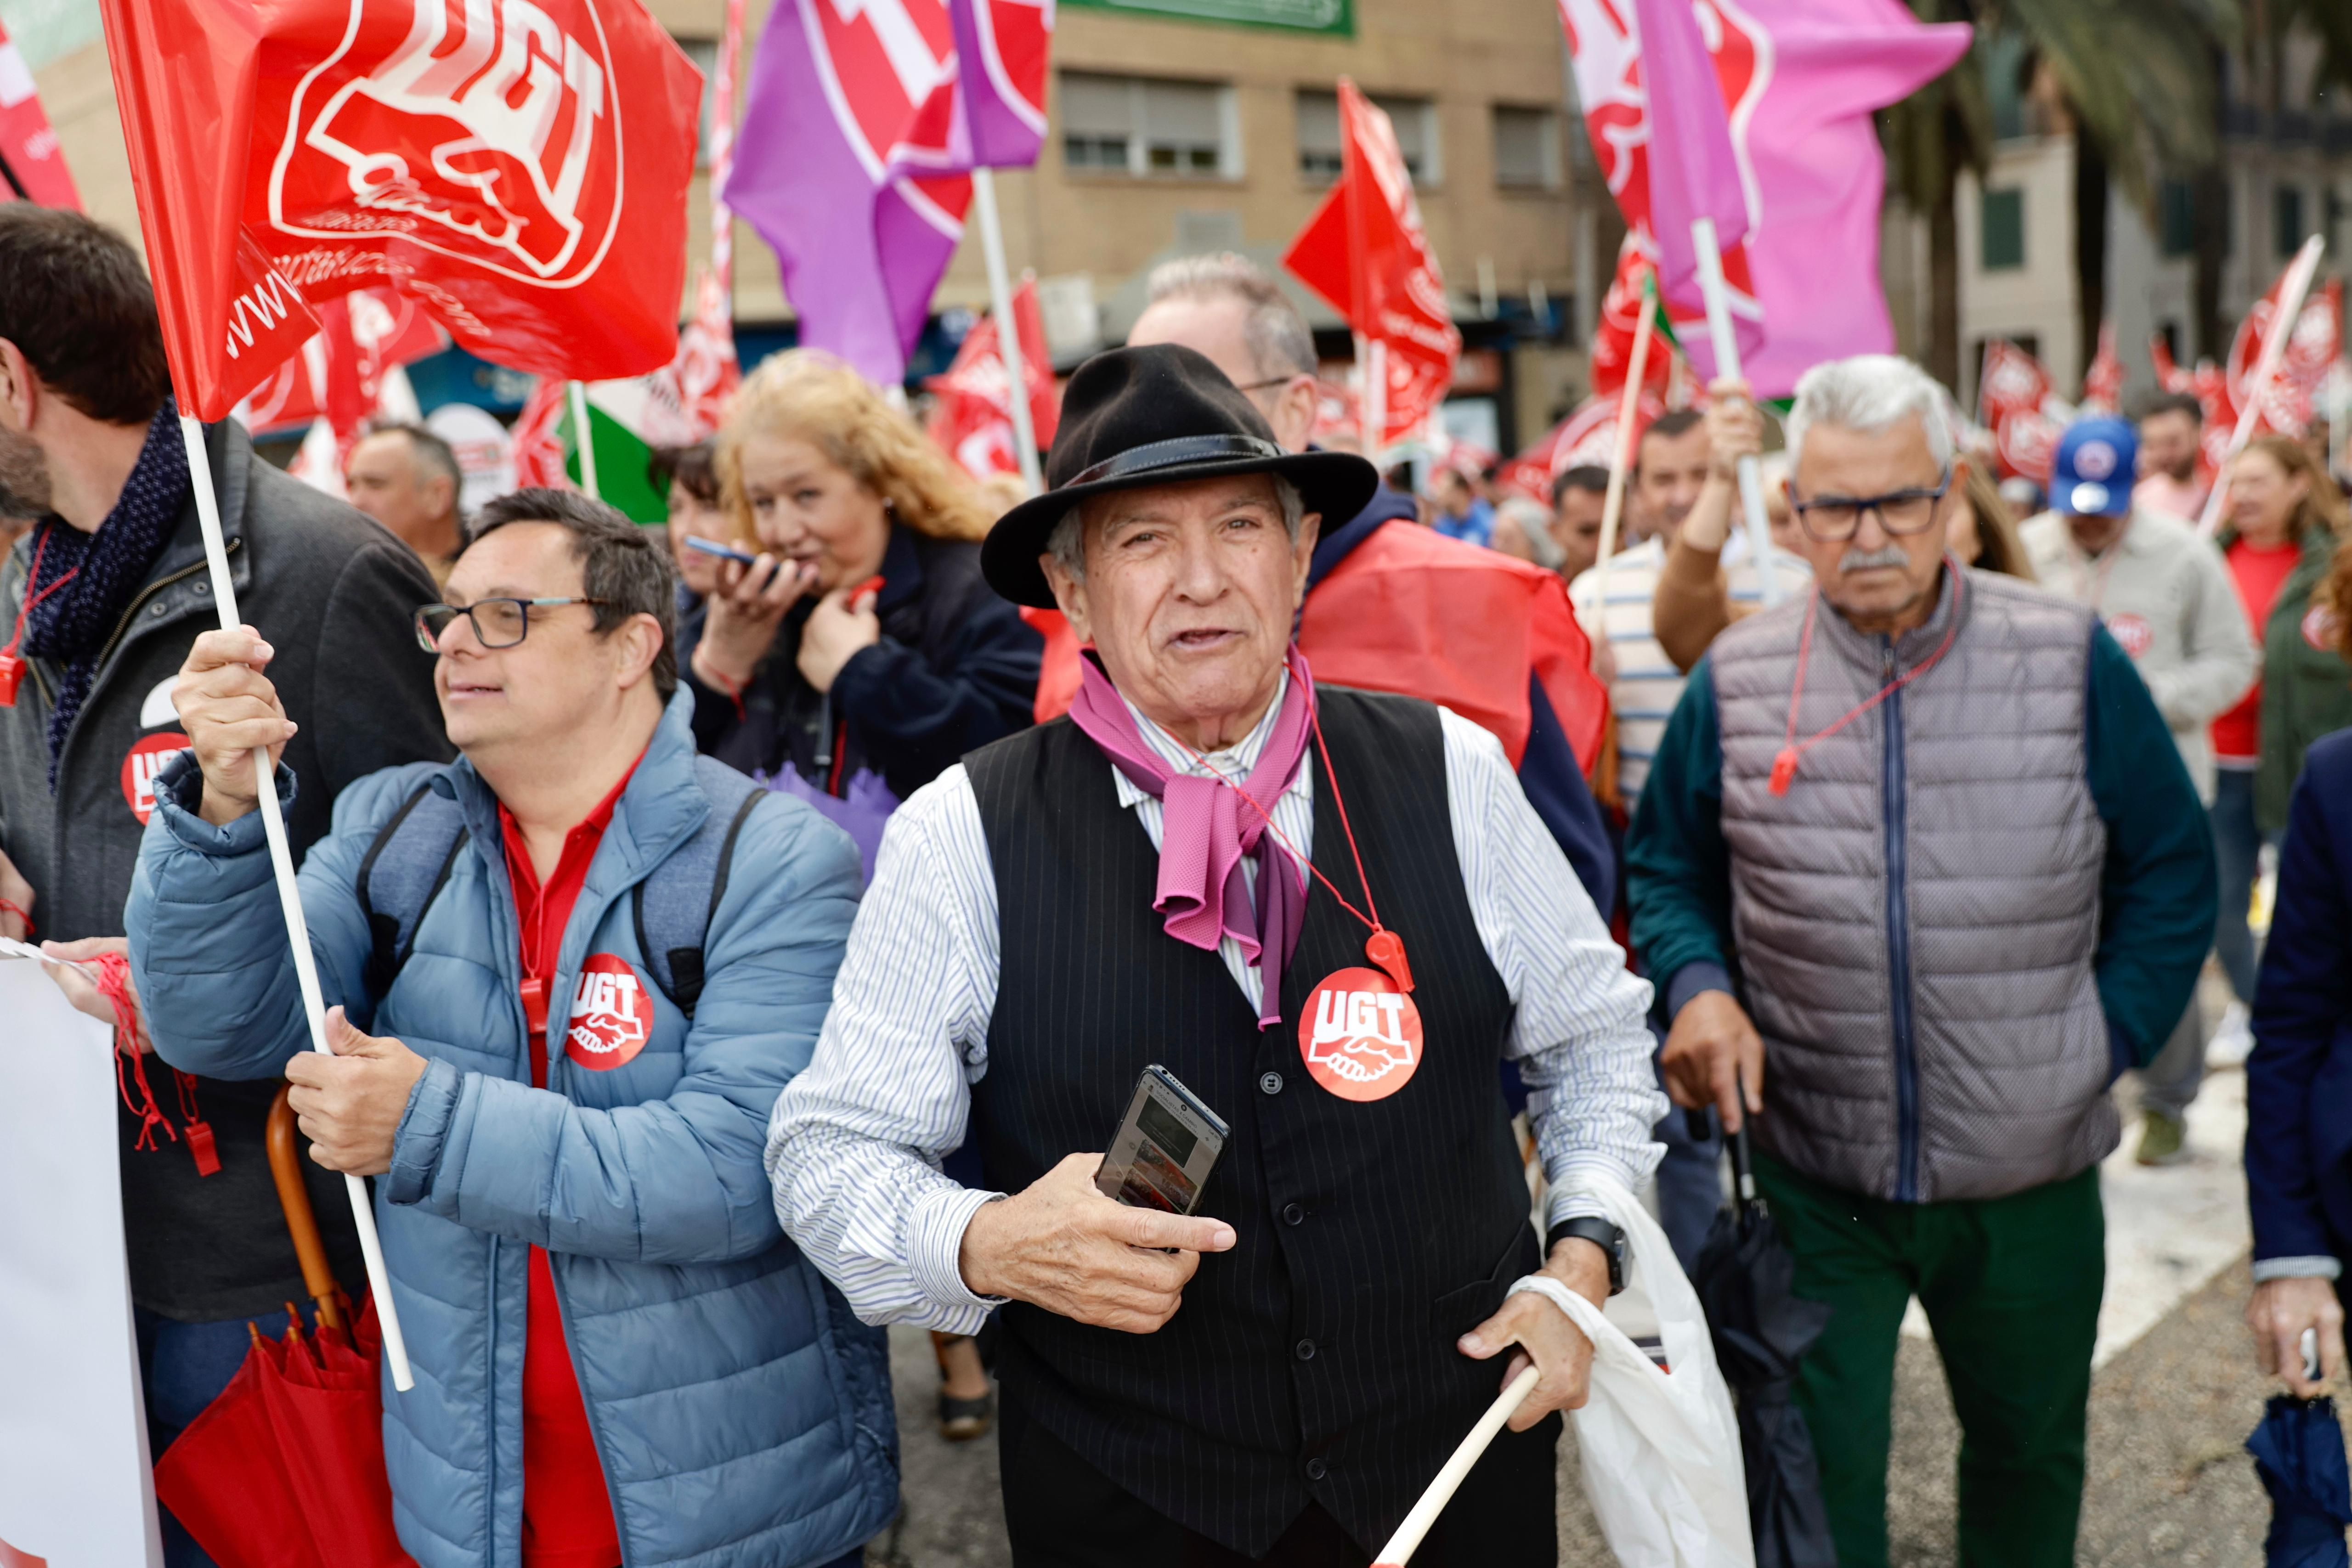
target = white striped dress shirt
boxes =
[765,679,1665,1332]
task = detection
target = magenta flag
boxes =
[1629,0,1763,378]
[948,0,1051,168]
[1564,0,1970,394]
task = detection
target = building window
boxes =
[2158,180,2196,258]
[2274,184,2306,258]
[1980,186,2025,271]
[1492,105,1560,191]
[1060,73,1237,180]
[1295,89,1439,186]
[677,39,719,169]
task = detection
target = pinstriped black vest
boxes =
[966,686,1531,1557]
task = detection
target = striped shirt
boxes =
[764,678,1665,1333]
[1571,534,1807,803]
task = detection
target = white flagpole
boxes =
[1689,217,1781,607]
[971,167,1044,497]
[2197,234,2326,539]
[176,414,415,1393]
[566,381,601,499]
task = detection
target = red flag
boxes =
[2229,275,2341,439]
[2081,322,2123,414]
[0,21,80,209]
[1496,391,1662,501]
[1282,79,1460,448]
[925,278,1058,480]
[98,0,704,421]
[235,286,449,438]
[1977,339,2059,484]
[511,378,574,489]
[1589,238,1674,401]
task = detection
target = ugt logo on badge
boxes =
[1299,967,1423,1103]
[566,952,650,1070]
[121,732,193,825]
[268,0,624,285]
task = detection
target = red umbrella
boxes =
[153,1088,412,1568]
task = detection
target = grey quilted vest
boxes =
[1710,566,2117,1203]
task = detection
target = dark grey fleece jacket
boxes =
[0,417,450,1320]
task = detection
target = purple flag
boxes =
[728,0,1055,387]
[949,0,1052,168]
[727,0,972,385]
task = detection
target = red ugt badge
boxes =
[565,953,651,1071]
[1299,967,1423,1102]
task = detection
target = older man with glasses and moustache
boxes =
[1625,355,2217,1568]
[121,490,896,1568]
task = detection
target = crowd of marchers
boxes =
[5,204,2352,1568]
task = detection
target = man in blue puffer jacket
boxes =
[125,490,896,1568]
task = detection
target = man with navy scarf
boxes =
[0,206,447,1566]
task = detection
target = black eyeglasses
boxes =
[1232,376,1298,394]
[1789,470,1954,542]
[413,598,610,653]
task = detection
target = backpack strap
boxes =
[632,757,764,1020]
[356,781,470,1000]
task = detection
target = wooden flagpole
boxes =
[1371,1366,1542,1567]
[1588,267,1659,624]
[176,413,414,1393]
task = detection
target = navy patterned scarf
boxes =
[22,400,189,785]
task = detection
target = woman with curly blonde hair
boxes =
[683,349,1040,818]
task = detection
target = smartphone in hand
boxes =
[682,535,761,568]
[1096,1065,1227,1216]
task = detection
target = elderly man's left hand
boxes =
[285,1006,429,1176]
[1457,1237,1609,1428]
[798,582,883,694]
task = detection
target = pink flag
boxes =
[1562,0,1969,395]
[0,20,79,209]
[1627,0,1762,378]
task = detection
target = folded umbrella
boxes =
[2249,1386,2352,1568]
[1690,1103,1838,1568]
[152,1086,413,1568]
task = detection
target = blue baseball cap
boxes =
[2053,417,2137,518]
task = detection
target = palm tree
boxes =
[1883,0,2236,390]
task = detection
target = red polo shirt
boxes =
[499,759,641,1568]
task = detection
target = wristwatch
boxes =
[1546,1216,1628,1296]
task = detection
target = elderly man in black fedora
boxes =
[766,344,1662,1567]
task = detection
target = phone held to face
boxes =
[1096,1065,1227,1217]
[682,535,761,568]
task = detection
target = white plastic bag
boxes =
[1549,1177,1753,1568]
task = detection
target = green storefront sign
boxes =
[1063,0,1351,37]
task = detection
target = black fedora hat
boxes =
[980,343,1380,608]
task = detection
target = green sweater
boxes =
[1627,626,2218,1072]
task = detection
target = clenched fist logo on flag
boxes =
[100,0,703,418]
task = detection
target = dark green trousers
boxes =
[1753,1153,2104,1568]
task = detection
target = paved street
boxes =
[863,1049,2314,1567]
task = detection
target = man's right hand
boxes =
[959,1151,1237,1333]
[0,846,32,940]
[2249,1276,2346,1399]
[173,626,298,827]
[693,554,819,693]
[1659,988,1766,1133]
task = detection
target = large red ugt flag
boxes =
[100,0,702,420]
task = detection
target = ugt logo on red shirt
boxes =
[565,953,650,1070]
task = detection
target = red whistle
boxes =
[850,575,885,603]
[1364,927,1414,994]
[1769,747,1799,798]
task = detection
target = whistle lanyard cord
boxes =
[4,528,79,657]
[1780,562,1968,772]
[1163,697,1386,941]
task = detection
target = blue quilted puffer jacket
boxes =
[126,693,899,1568]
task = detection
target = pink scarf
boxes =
[1065,647,1315,1030]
